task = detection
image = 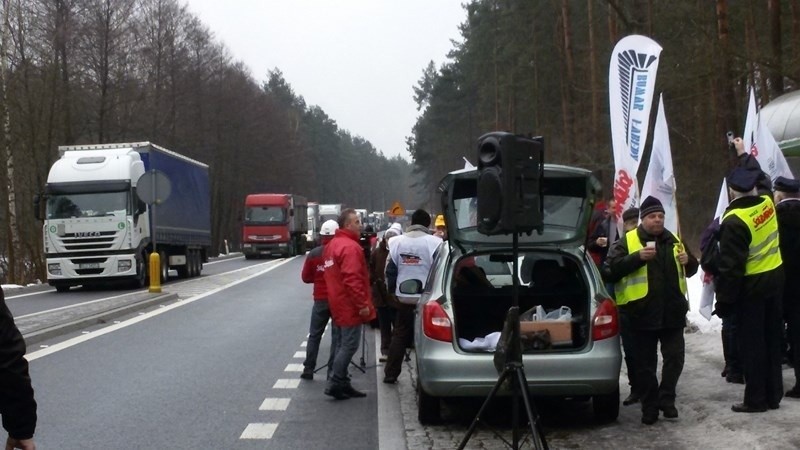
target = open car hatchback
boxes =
[412,164,622,425]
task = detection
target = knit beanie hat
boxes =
[639,196,665,219]
[622,207,640,222]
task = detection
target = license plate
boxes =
[79,263,100,269]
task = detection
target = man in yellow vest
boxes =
[715,167,785,413]
[605,196,698,425]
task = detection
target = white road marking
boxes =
[240,423,278,439]
[293,351,306,358]
[25,258,295,361]
[285,364,304,372]
[259,398,290,411]
[273,379,300,389]
[301,341,307,347]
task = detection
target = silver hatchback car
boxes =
[411,165,622,424]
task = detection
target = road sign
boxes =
[389,201,405,216]
[137,170,172,205]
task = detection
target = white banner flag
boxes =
[641,94,678,234]
[698,180,729,320]
[609,35,663,228]
[742,87,793,181]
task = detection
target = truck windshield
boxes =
[245,207,286,224]
[46,192,130,219]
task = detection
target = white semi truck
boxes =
[36,142,212,292]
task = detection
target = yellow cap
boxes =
[435,215,445,227]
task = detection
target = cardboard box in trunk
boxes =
[520,320,572,346]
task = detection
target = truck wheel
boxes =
[177,252,190,278]
[133,255,147,288]
[159,251,169,283]
[288,238,297,257]
[244,253,256,260]
[592,387,620,423]
[54,284,71,293]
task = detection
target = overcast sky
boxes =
[182,0,466,160]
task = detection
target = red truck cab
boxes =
[242,193,308,258]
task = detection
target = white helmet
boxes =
[320,219,339,236]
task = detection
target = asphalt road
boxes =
[22,256,381,449]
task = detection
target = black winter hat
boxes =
[639,196,664,219]
[726,167,760,193]
[773,176,800,193]
[622,207,640,222]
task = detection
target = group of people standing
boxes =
[589,135,800,425]
[299,208,441,398]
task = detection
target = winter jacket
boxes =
[323,228,376,327]
[777,198,800,311]
[604,225,699,330]
[386,225,442,302]
[301,244,329,301]
[0,288,37,440]
[369,239,392,308]
[716,195,785,307]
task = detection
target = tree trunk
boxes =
[560,0,574,156]
[1,0,22,283]
[716,0,738,144]
[56,0,74,144]
[768,0,783,96]
[588,0,599,135]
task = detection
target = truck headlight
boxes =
[48,263,62,275]
[278,243,287,247]
[118,260,132,272]
[243,244,252,248]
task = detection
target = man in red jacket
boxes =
[323,208,377,400]
[300,219,340,381]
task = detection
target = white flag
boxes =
[741,86,793,181]
[641,94,678,234]
[608,35,663,229]
[698,180,729,321]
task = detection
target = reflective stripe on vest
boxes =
[721,195,782,275]
[614,229,688,306]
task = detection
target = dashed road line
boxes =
[273,379,301,389]
[285,363,303,372]
[240,423,278,439]
[259,398,291,411]
[293,351,306,358]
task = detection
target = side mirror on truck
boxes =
[136,199,147,216]
[33,194,42,221]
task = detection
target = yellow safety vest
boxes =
[721,195,782,275]
[615,229,688,306]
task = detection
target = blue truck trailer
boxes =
[37,142,211,291]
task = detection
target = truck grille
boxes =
[57,231,118,251]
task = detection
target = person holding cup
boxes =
[604,196,699,425]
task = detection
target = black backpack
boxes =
[700,232,721,277]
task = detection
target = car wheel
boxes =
[417,380,441,425]
[592,387,620,423]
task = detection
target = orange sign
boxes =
[389,202,405,216]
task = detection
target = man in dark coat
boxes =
[773,176,800,398]
[715,167,784,412]
[1,288,37,449]
[605,196,698,425]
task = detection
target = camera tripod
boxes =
[314,322,368,375]
[458,233,548,450]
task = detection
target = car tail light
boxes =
[592,298,619,341]
[422,299,453,342]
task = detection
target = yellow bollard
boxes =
[149,252,162,293]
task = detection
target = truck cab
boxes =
[242,194,308,258]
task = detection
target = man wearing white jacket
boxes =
[383,209,442,383]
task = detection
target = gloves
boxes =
[712,302,734,318]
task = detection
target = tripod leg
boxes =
[457,369,512,450]
[514,367,548,450]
